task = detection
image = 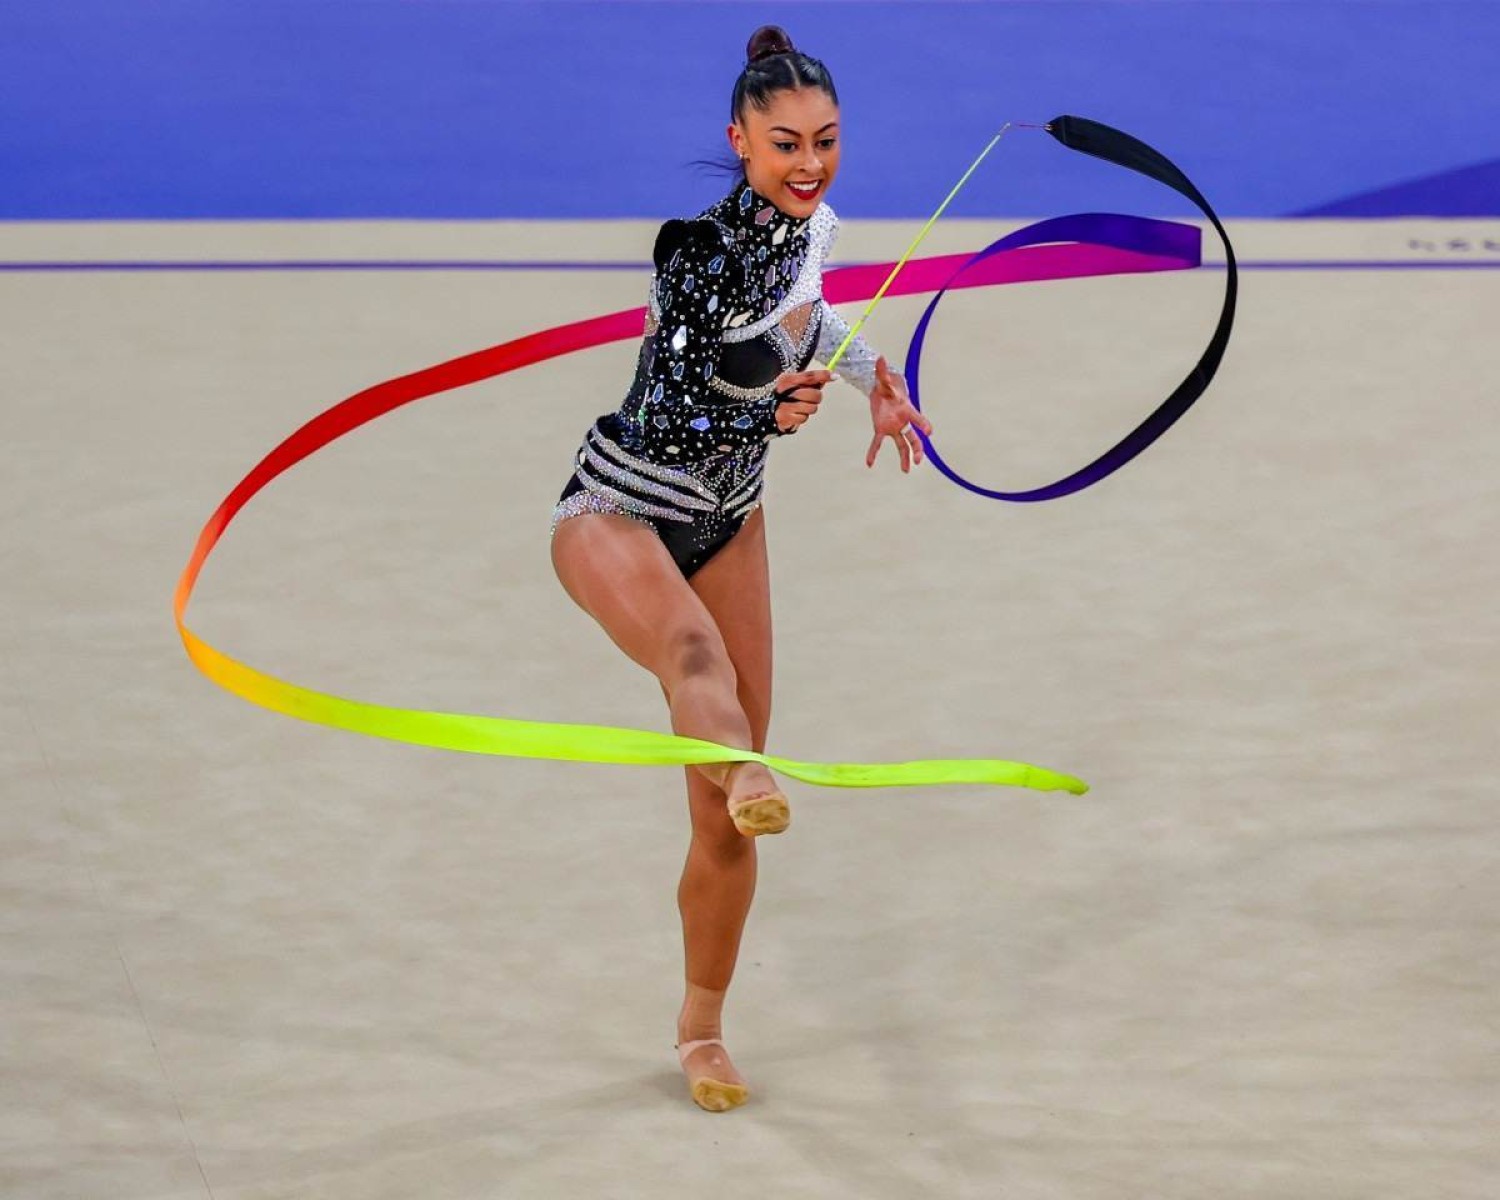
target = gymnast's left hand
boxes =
[865,356,933,473]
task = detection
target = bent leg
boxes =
[551,512,771,800]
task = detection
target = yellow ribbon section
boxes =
[181,618,1083,790]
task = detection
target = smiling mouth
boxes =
[786,180,822,200]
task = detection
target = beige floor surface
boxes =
[2,218,1497,1199]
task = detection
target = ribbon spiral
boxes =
[176,116,1227,795]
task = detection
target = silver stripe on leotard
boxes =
[587,427,720,504]
[581,441,718,513]
[572,464,695,524]
[550,487,653,534]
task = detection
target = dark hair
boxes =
[693,26,839,181]
[731,25,839,123]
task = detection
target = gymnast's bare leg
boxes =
[674,508,773,1108]
[551,507,776,1110]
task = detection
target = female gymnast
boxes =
[550,24,931,1112]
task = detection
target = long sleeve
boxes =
[633,219,784,463]
[816,300,882,397]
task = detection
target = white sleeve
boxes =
[816,301,882,397]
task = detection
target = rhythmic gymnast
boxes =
[549,25,931,1112]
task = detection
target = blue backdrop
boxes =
[5,1,1496,220]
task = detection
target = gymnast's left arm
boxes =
[816,302,932,474]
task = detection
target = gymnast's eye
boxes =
[774,141,796,153]
[818,138,838,150]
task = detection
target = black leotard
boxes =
[552,180,879,577]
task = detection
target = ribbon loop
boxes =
[907,115,1238,501]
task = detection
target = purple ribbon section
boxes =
[905,114,1239,502]
[905,211,1212,501]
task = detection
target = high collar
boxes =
[708,179,812,251]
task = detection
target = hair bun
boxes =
[746,25,794,64]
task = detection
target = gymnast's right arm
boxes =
[631,220,785,463]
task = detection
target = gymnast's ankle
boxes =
[677,981,727,1042]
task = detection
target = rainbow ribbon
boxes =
[176,157,1206,792]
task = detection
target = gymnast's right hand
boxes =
[773,369,833,434]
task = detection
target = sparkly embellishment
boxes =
[724,462,768,510]
[588,427,718,500]
[570,469,695,524]
[815,296,880,395]
[721,203,836,344]
[559,419,770,542]
[580,443,715,513]
[710,375,777,402]
[551,489,647,535]
[670,249,682,269]
[568,181,831,534]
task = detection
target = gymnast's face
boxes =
[728,87,841,219]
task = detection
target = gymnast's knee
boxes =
[665,626,735,691]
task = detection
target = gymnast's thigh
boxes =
[687,508,772,751]
[550,511,728,681]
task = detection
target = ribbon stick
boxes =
[177,173,1208,792]
[824,123,1023,371]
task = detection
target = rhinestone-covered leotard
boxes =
[552,179,880,577]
